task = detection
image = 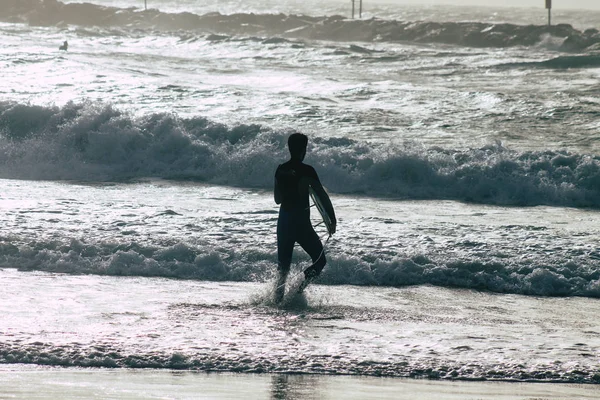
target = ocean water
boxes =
[2,0,600,390]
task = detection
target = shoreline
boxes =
[1,365,599,399]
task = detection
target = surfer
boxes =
[59,41,68,51]
[274,133,336,303]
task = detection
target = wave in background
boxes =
[499,53,600,69]
[1,101,600,209]
[3,0,600,51]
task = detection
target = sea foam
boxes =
[1,101,600,209]
[1,233,600,298]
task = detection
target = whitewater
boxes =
[2,0,600,396]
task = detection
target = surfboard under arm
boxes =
[308,185,335,235]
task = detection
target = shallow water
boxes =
[1,179,599,296]
[1,268,600,382]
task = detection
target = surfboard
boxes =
[308,186,334,236]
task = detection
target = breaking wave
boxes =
[2,101,600,209]
[1,232,600,298]
[2,0,600,51]
[0,338,598,383]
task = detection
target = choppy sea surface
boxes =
[2,0,600,388]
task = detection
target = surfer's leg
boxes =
[277,211,295,274]
[296,227,323,294]
[275,256,291,303]
[297,225,326,280]
[274,269,288,303]
[276,210,295,302]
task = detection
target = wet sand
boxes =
[1,365,599,399]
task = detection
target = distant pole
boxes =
[144,0,147,10]
[351,0,355,19]
[545,0,551,26]
[359,0,362,18]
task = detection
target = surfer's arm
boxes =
[274,176,282,204]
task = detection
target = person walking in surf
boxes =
[274,133,336,303]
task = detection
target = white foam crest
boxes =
[2,101,600,208]
[2,236,600,297]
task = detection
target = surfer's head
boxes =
[288,133,308,161]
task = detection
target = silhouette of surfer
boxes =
[59,41,68,51]
[274,133,336,303]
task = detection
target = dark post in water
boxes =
[144,0,147,10]
[546,0,551,26]
[351,0,362,19]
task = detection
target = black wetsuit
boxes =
[275,159,326,277]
